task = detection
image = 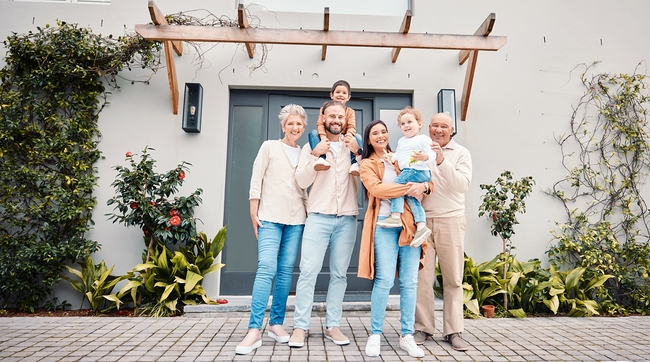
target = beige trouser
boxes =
[414,216,465,337]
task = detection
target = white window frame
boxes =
[8,0,110,3]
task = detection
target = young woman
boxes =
[357,119,431,358]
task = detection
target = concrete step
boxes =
[184,295,444,317]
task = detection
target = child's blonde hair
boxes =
[397,106,423,127]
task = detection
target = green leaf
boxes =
[585,274,613,291]
[508,308,527,318]
[464,299,480,316]
[543,295,559,314]
[184,270,203,294]
[160,283,177,301]
[202,263,225,276]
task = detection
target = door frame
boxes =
[220,88,412,296]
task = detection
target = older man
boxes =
[289,100,361,348]
[413,112,472,351]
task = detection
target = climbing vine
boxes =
[546,62,650,314]
[0,21,161,311]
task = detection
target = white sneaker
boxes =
[314,158,330,171]
[410,227,431,247]
[365,334,381,357]
[400,334,425,358]
[349,163,360,176]
[376,216,403,228]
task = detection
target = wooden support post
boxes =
[459,13,496,121]
[148,1,179,114]
[321,7,329,60]
[238,3,255,58]
[460,50,478,121]
[459,13,495,65]
[391,10,412,63]
[163,40,179,115]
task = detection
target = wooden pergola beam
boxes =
[138,2,506,119]
[458,13,496,121]
[391,10,412,63]
[238,3,255,58]
[135,24,507,51]
[321,7,329,60]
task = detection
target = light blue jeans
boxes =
[370,217,421,336]
[248,220,304,330]
[390,168,431,224]
[308,129,362,165]
[293,213,357,330]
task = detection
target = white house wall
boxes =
[2,0,650,304]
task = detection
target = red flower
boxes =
[125,151,133,157]
[216,298,228,304]
[170,215,181,227]
[148,201,156,207]
[178,171,185,181]
[130,202,138,209]
[170,209,179,217]
[491,212,497,220]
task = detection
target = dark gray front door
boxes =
[221,90,411,297]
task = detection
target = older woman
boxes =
[236,104,308,355]
[358,120,431,358]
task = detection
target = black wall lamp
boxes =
[182,83,203,133]
[437,89,457,136]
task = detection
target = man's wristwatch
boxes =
[423,183,431,195]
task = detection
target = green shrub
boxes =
[123,229,226,317]
[61,256,134,314]
[437,253,612,318]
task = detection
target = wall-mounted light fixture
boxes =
[182,83,203,133]
[437,89,457,136]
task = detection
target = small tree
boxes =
[106,147,203,258]
[478,170,535,309]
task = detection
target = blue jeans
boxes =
[248,221,304,330]
[390,168,431,224]
[308,129,362,165]
[293,213,357,330]
[370,217,421,336]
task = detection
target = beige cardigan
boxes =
[249,140,307,225]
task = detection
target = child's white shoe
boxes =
[314,158,331,171]
[349,163,360,176]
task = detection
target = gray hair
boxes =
[278,104,308,127]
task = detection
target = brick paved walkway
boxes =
[1,310,649,361]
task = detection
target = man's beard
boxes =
[327,123,343,135]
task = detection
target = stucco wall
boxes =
[2,0,650,305]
